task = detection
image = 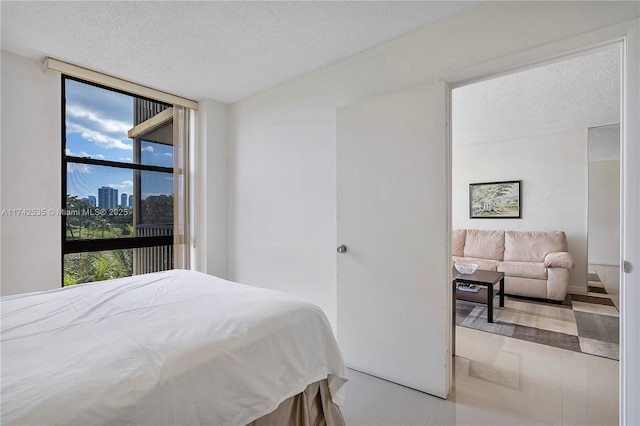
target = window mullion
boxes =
[64,156,172,174]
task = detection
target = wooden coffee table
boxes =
[453,268,505,323]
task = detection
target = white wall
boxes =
[229,2,639,328]
[452,130,588,293]
[1,51,61,295]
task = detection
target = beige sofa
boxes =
[452,229,575,301]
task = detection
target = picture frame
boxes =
[469,180,521,219]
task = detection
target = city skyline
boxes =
[77,185,171,209]
[70,178,174,203]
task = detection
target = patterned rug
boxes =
[587,271,608,294]
[456,288,619,360]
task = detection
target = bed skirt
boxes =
[248,379,345,426]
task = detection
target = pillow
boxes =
[463,229,505,261]
[451,229,466,257]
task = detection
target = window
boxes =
[63,77,176,285]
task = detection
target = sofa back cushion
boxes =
[451,229,466,257]
[504,230,568,262]
[463,229,505,261]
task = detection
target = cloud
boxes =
[162,153,173,157]
[109,180,134,190]
[65,97,133,151]
[68,163,91,173]
[66,104,131,134]
[119,157,133,162]
[65,79,133,123]
[65,148,105,159]
[141,145,154,152]
[67,121,133,151]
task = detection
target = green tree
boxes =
[64,249,133,286]
[66,195,94,239]
[140,194,173,224]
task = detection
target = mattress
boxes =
[0,269,348,425]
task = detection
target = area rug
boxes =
[456,292,619,360]
[587,271,608,294]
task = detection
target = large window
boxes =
[63,77,175,285]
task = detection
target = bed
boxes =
[0,269,348,425]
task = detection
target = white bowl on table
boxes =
[454,263,478,275]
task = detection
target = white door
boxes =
[621,22,639,426]
[336,82,450,398]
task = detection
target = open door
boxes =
[621,22,639,426]
[336,82,450,398]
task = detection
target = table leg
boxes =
[487,284,494,323]
[452,280,456,357]
[499,277,505,307]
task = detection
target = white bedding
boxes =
[1,269,348,425]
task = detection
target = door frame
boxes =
[442,19,638,422]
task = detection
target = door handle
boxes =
[337,245,347,254]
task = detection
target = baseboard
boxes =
[568,285,588,295]
[588,261,620,268]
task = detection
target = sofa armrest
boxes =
[544,252,575,269]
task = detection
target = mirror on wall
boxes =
[587,124,620,296]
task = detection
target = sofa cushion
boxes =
[452,256,500,272]
[463,229,505,261]
[451,229,466,257]
[498,261,548,280]
[503,231,568,262]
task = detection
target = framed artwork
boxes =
[469,180,521,219]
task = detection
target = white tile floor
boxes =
[340,326,619,425]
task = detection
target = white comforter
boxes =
[1,269,348,425]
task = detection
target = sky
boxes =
[65,79,173,201]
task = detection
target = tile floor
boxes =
[340,326,619,425]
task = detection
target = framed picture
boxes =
[469,180,521,219]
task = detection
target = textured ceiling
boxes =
[452,45,621,145]
[1,1,479,103]
[2,2,620,142]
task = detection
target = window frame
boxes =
[61,75,174,279]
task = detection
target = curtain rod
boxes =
[44,57,198,110]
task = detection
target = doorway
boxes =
[446,23,640,423]
[450,45,622,358]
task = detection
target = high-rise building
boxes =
[88,195,96,206]
[98,186,118,210]
[121,193,128,207]
[128,195,134,208]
